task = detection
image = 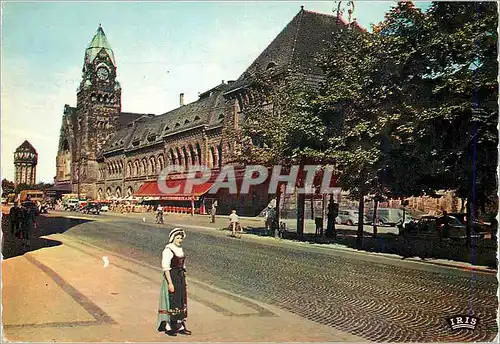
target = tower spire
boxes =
[83,24,116,69]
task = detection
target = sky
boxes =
[1,1,431,183]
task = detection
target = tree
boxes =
[417,2,498,245]
[232,71,328,236]
[318,1,497,248]
[1,179,15,197]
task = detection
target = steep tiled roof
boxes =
[226,8,350,93]
[118,112,152,129]
[15,140,37,153]
[103,83,228,154]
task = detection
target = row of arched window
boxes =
[97,186,134,200]
[98,141,230,181]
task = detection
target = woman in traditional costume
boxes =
[157,228,191,336]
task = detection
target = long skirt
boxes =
[157,269,187,332]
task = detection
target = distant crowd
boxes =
[5,201,38,249]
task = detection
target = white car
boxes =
[337,210,367,226]
[100,204,109,212]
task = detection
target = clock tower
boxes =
[74,25,122,197]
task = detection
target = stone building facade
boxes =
[54,8,347,215]
[14,140,38,187]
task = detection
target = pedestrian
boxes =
[229,209,241,236]
[9,201,23,236]
[20,203,35,249]
[266,206,276,236]
[157,228,191,337]
[210,200,218,223]
[156,205,164,224]
[326,196,338,238]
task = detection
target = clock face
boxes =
[96,67,109,80]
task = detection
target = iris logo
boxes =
[447,315,479,331]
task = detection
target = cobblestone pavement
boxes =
[43,215,498,342]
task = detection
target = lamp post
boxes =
[334,0,356,27]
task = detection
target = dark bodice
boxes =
[170,249,185,269]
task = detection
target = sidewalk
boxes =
[2,233,365,342]
[99,211,498,275]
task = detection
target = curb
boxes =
[47,212,498,275]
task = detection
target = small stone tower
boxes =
[14,140,38,186]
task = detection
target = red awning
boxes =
[134,179,213,201]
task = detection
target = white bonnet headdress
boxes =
[168,228,186,243]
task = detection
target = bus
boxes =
[19,190,44,203]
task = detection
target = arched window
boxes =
[169,149,176,166]
[158,154,165,171]
[209,147,215,168]
[134,160,140,176]
[182,146,189,167]
[218,144,223,167]
[176,148,183,167]
[115,187,122,198]
[127,186,134,197]
[196,143,202,166]
[106,187,112,199]
[149,156,156,175]
[189,144,196,165]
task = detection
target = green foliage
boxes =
[318,1,498,208]
[2,179,15,196]
[232,1,498,216]
[238,71,328,167]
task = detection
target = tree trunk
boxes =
[322,194,327,239]
[372,199,379,238]
[460,198,466,213]
[466,194,472,248]
[297,194,305,237]
[356,191,365,248]
[275,185,282,238]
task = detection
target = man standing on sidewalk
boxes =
[229,209,240,237]
[210,200,218,223]
[9,202,22,236]
[156,205,164,224]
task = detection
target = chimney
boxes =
[180,93,185,106]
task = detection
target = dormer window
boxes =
[194,116,201,121]
[266,62,277,70]
[184,119,190,125]
[164,125,170,131]
[175,123,180,127]
[218,114,224,120]
[147,133,157,142]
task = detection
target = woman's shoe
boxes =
[166,330,178,336]
[178,329,192,335]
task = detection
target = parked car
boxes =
[446,213,491,234]
[82,202,100,215]
[64,199,79,211]
[337,209,369,226]
[402,214,481,239]
[100,204,109,212]
[366,208,413,227]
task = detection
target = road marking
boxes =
[59,235,275,318]
[3,254,116,329]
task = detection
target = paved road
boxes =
[35,213,498,342]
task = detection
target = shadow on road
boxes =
[242,225,497,269]
[2,214,93,260]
